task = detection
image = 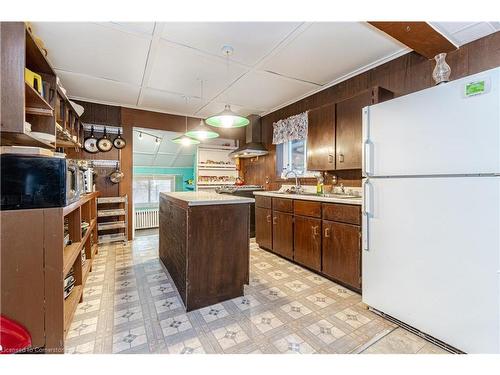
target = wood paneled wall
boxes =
[241,31,500,190]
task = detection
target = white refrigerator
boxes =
[361,67,500,353]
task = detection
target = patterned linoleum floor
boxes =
[65,230,448,354]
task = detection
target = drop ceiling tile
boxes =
[221,70,317,111]
[58,70,140,106]
[260,22,405,85]
[452,22,497,45]
[431,22,476,35]
[140,88,203,115]
[31,22,150,85]
[133,153,156,166]
[147,40,248,99]
[105,22,156,36]
[195,101,262,118]
[161,22,301,66]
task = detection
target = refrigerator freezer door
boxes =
[362,176,500,353]
[363,68,500,177]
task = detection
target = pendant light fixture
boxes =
[184,80,219,140]
[205,46,250,128]
[172,96,201,146]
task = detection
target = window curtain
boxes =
[272,111,308,145]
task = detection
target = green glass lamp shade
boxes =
[184,120,219,140]
[171,134,201,145]
[205,105,250,128]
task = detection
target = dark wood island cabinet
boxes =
[159,191,254,311]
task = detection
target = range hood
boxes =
[229,115,269,159]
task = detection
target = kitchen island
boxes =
[159,191,254,311]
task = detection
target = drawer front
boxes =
[322,203,361,225]
[255,195,272,209]
[272,197,293,213]
[294,200,321,218]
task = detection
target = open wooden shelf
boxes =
[98,233,127,244]
[82,259,92,285]
[98,221,126,231]
[0,130,55,149]
[63,285,83,334]
[98,209,126,217]
[62,219,95,277]
[25,82,54,115]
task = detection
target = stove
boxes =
[216,185,264,237]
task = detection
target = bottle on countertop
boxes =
[316,173,324,195]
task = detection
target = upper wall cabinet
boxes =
[335,87,393,170]
[306,103,335,171]
[76,101,121,126]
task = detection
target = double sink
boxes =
[271,190,360,199]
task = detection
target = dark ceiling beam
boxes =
[368,21,457,59]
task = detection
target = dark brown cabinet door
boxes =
[322,220,361,289]
[255,207,272,250]
[335,87,393,170]
[335,91,372,170]
[293,216,321,271]
[272,211,294,260]
[307,103,335,171]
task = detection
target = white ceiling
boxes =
[430,22,500,47]
[31,22,498,119]
[133,128,196,168]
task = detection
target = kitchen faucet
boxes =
[285,170,302,193]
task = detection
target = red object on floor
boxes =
[0,315,32,354]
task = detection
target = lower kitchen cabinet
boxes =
[255,207,272,250]
[322,220,361,290]
[293,216,321,271]
[272,211,294,260]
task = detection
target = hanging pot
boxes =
[109,162,124,184]
[83,126,99,154]
[113,129,127,149]
[97,127,113,152]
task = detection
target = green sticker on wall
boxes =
[465,80,485,96]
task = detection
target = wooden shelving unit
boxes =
[0,192,99,353]
[62,193,98,338]
[97,195,128,244]
[195,146,238,191]
[0,22,84,151]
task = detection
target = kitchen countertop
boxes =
[161,191,254,206]
[253,191,362,206]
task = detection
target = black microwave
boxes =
[1,155,81,210]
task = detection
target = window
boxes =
[133,175,175,207]
[277,139,315,178]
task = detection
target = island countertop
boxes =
[160,191,255,206]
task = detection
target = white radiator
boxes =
[135,208,159,229]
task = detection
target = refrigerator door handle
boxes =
[362,107,373,177]
[362,179,372,251]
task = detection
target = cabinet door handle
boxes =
[328,154,334,163]
[273,216,277,225]
[312,226,319,236]
[324,227,330,238]
[339,153,344,162]
[266,214,271,223]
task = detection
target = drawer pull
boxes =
[266,214,271,223]
[324,227,330,238]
